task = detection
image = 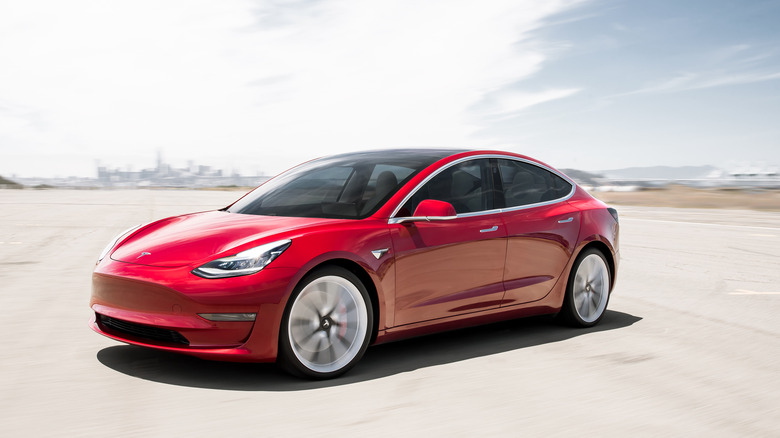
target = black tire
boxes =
[560,248,611,327]
[278,266,373,379]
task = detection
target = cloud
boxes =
[0,0,586,177]
[710,44,752,63]
[484,88,581,119]
[617,73,700,96]
[692,71,780,89]
[620,70,780,97]
[615,45,780,97]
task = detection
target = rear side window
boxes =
[497,159,572,208]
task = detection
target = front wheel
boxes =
[278,266,373,379]
[561,249,611,327]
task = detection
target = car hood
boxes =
[110,211,335,268]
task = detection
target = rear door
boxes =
[496,158,580,306]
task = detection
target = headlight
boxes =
[97,224,142,262]
[192,239,291,279]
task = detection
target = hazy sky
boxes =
[1,0,779,178]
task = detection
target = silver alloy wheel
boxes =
[572,253,610,323]
[287,275,368,374]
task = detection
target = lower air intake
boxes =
[97,314,189,346]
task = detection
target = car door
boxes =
[389,158,507,326]
[496,158,580,306]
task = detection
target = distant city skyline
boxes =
[8,150,267,189]
[5,148,778,182]
[7,155,779,190]
[6,148,779,188]
[1,0,779,178]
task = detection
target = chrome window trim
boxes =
[388,154,576,223]
[388,215,458,224]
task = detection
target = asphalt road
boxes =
[1,190,778,436]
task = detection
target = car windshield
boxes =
[227,150,461,219]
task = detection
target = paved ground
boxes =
[594,185,780,211]
[0,190,778,436]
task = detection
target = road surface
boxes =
[0,190,778,436]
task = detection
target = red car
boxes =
[90,149,619,379]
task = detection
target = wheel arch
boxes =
[575,240,616,292]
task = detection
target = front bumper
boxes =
[90,258,298,362]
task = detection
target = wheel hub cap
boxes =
[287,275,368,374]
[573,254,610,324]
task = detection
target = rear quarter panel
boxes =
[567,187,619,289]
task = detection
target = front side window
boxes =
[497,159,572,208]
[397,159,494,216]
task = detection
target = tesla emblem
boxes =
[136,252,151,259]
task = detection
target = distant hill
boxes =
[0,175,23,188]
[598,165,720,180]
[559,169,604,186]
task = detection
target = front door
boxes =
[389,158,507,326]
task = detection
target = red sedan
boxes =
[90,149,619,379]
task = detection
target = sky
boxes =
[1,0,779,178]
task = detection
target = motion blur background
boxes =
[1,1,779,436]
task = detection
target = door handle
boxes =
[480,225,499,233]
[558,217,574,224]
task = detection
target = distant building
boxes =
[12,154,268,189]
[95,155,264,188]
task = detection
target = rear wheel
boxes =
[278,266,372,379]
[561,249,611,327]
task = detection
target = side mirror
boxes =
[389,199,457,224]
[413,199,456,217]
